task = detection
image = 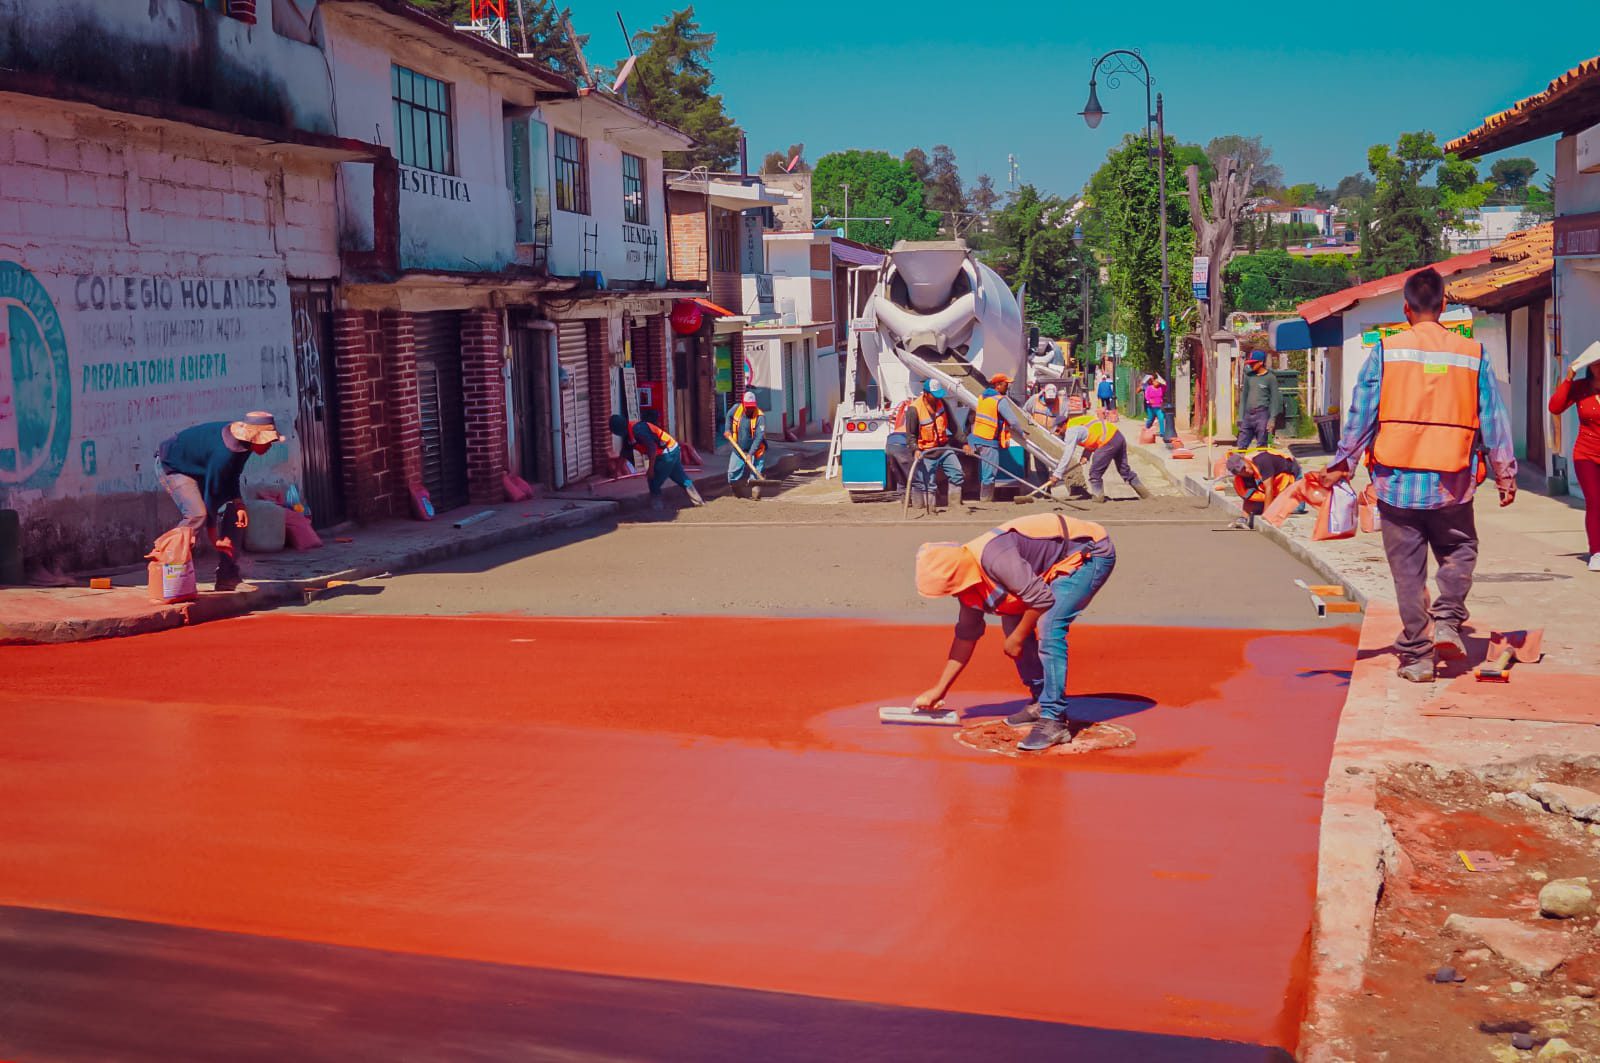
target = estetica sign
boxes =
[400,166,471,202]
[1555,211,1600,257]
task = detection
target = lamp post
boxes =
[1072,223,1088,371]
[1081,49,1172,441]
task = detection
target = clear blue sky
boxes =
[600,2,1600,197]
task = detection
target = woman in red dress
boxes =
[1549,352,1600,572]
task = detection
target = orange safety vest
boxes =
[972,394,1014,448]
[1029,398,1061,431]
[730,406,766,456]
[955,514,1109,616]
[1230,449,1297,504]
[1373,322,1483,473]
[1065,413,1120,451]
[912,394,950,451]
[630,420,678,452]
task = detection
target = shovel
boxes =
[725,435,779,486]
[1475,628,1545,683]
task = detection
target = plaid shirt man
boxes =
[1330,338,1518,508]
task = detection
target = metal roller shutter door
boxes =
[557,319,591,483]
[414,311,468,512]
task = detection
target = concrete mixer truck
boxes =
[832,240,1071,499]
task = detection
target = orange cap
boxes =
[915,542,983,598]
[990,373,1012,388]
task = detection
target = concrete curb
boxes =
[0,500,621,646]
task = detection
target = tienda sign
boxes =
[1554,211,1600,257]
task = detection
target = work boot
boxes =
[1227,516,1252,531]
[1018,718,1071,752]
[1433,624,1466,661]
[1397,659,1436,684]
[650,495,665,512]
[1091,490,1107,504]
[1133,482,1152,500]
[979,483,994,503]
[908,489,929,511]
[685,482,705,507]
[1005,702,1041,727]
[751,484,762,500]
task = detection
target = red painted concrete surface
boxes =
[0,615,1356,1052]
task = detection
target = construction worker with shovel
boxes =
[610,414,705,512]
[970,373,1025,502]
[1044,409,1151,503]
[912,514,1116,752]
[726,391,768,499]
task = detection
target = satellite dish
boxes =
[613,54,638,95]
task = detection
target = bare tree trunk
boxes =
[1185,158,1253,438]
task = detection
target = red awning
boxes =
[690,297,736,317]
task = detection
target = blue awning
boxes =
[1269,316,1343,351]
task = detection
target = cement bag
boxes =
[146,528,197,603]
[243,500,286,553]
[503,472,536,502]
[1314,481,1359,541]
[283,508,323,551]
[1263,477,1327,528]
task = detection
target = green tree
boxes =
[1360,131,1488,280]
[1082,134,1196,372]
[1525,176,1556,221]
[926,144,965,226]
[408,0,587,76]
[1282,182,1320,206]
[811,150,940,249]
[903,147,930,184]
[1489,157,1539,203]
[981,186,1095,348]
[624,8,740,170]
[1224,249,1356,312]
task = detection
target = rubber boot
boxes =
[1133,482,1152,500]
[685,482,705,507]
[751,484,762,500]
[1091,489,1107,504]
[908,489,929,511]
[979,483,994,503]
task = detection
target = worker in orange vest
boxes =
[970,373,1025,502]
[610,414,705,512]
[725,391,767,499]
[1314,267,1517,683]
[913,513,1117,751]
[1225,448,1301,529]
[902,379,967,510]
[1044,409,1151,503]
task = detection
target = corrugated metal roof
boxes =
[1446,224,1553,310]
[1447,56,1600,158]
[1295,247,1496,323]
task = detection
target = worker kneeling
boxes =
[914,514,1116,752]
[1226,448,1301,529]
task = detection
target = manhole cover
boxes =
[1473,572,1571,583]
[955,720,1136,758]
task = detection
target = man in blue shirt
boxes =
[726,391,767,499]
[156,411,281,591]
[1315,269,1517,683]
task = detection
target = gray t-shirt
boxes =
[953,524,1115,638]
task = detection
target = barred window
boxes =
[392,65,454,175]
[555,131,590,215]
[622,153,647,224]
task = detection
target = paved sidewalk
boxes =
[0,448,752,646]
[1124,419,1600,1060]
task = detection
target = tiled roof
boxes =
[1445,224,1553,311]
[1296,247,1496,323]
[1447,56,1600,158]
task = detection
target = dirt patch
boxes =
[955,719,1136,758]
[1334,764,1600,1060]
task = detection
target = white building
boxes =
[1444,205,1542,254]
[742,231,842,436]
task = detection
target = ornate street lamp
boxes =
[1081,49,1173,441]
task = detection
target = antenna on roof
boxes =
[460,0,510,48]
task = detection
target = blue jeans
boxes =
[912,449,964,493]
[728,445,765,483]
[1143,406,1167,438]
[972,439,1001,486]
[649,447,693,495]
[1035,553,1116,722]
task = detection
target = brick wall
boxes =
[730,333,746,400]
[461,309,507,504]
[667,189,708,282]
[811,277,833,323]
[333,309,389,522]
[642,315,667,383]
[380,310,421,510]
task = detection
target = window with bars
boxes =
[622,153,647,225]
[712,210,738,272]
[555,131,590,215]
[392,65,454,175]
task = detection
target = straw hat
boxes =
[229,411,282,445]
